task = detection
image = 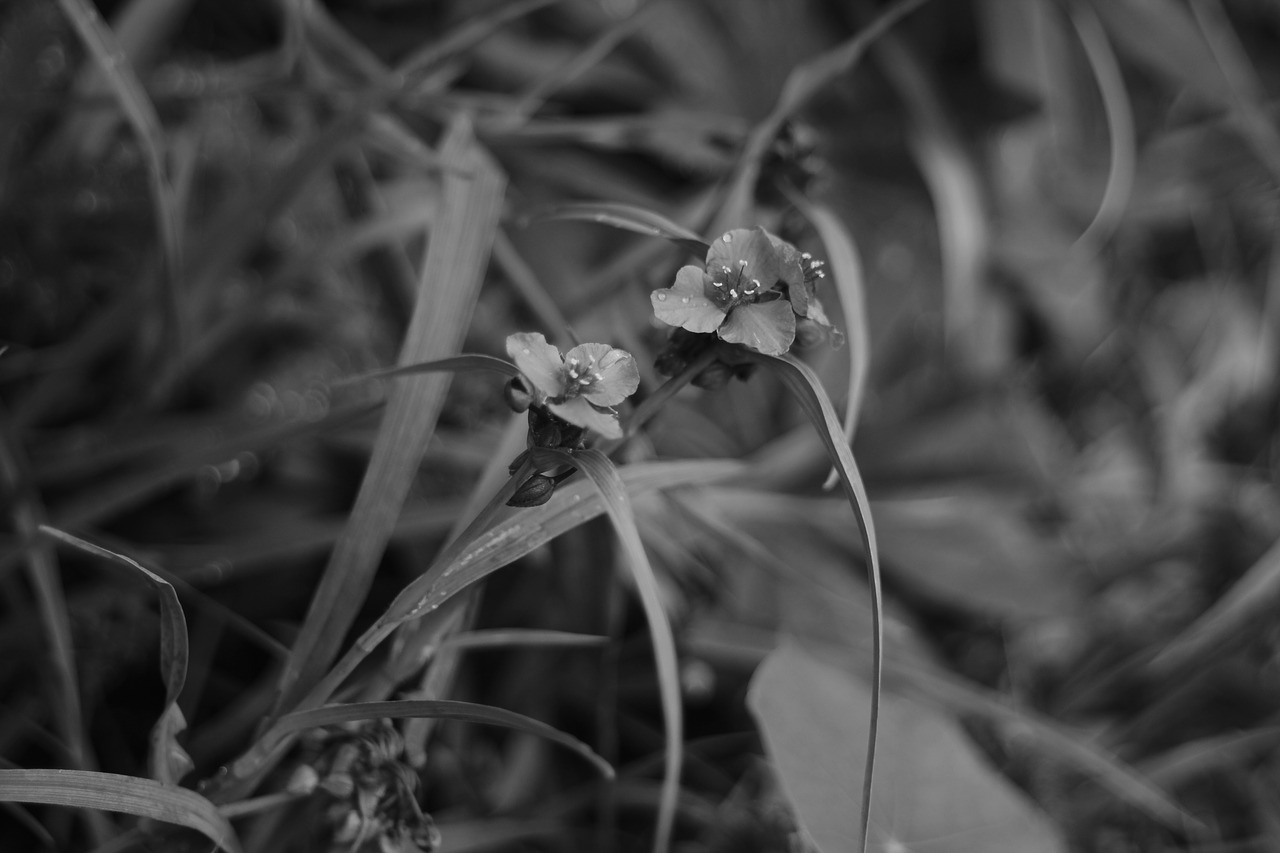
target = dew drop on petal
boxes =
[521,348,531,355]
[722,232,733,243]
[681,296,690,303]
[656,292,667,301]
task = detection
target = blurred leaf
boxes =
[55,0,182,345]
[272,699,612,780]
[875,495,1082,620]
[530,201,710,257]
[785,196,869,486]
[0,769,240,853]
[718,0,930,229]
[1150,533,1280,677]
[560,448,681,853]
[339,353,521,387]
[1092,0,1232,107]
[749,641,1067,853]
[39,526,194,786]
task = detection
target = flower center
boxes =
[707,259,762,310]
[561,355,604,400]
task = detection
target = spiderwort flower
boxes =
[505,332,640,440]
[651,227,802,356]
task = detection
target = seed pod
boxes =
[503,376,534,413]
[507,474,555,507]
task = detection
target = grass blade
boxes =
[209,459,739,799]
[55,0,183,354]
[1069,0,1136,249]
[272,700,613,780]
[782,194,870,489]
[529,201,710,257]
[439,629,609,653]
[38,526,192,786]
[1149,534,1280,677]
[567,449,681,853]
[337,354,521,388]
[0,418,108,843]
[0,769,240,853]
[275,118,506,713]
[752,353,882,853]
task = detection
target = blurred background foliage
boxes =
[4,0,1280,850]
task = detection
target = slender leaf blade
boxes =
[530,201,710,257]
[38,526,192,785]
[276,118,506,712]
[272,700,612,779]
[0,769,240,853]
[754,352,883,853]
[569,449,681,853]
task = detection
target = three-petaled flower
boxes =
[650,227,804,356]
[505,332,640,439]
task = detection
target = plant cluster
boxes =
[5,1,1280,853]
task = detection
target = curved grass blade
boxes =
[272,700,612,779]
[1069,0,1135,249]
[529,201,710,257]
[212,460,739,799]
[0,769,240,853]
[566,449,681,853]
[782,194,870,488]
[751,353,882,853]
[336,354,521,388]
[38,526,192,786]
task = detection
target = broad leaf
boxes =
[750,642,1066,853]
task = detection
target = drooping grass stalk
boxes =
[750,352,883,853]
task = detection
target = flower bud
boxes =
[503,376,534,413]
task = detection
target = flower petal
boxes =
[506,332,565,399]
[565,344,639,407]
[652,266,725,334]
[548,396,623,439]
[717,299,796,355]
[763,229,807,303]
[707,227,785,294]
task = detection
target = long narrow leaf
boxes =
[276,118,506,713]
[0,416,102,841]
[213,459,739,798]
[38,526,192,786]
[567,449,681,853]
[753,353,883,853]
[272,700,612,779]
[337,354,521,388]
[0,769,240,853]
[530,201,710,257]
[782,194,870,489]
